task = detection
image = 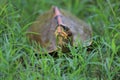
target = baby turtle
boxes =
[27,6,92,53]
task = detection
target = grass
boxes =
[0,0,120,80]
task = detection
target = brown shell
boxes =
[27,7,92,53]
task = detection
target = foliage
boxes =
[0,0,120,80]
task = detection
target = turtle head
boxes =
[55,25,73,52]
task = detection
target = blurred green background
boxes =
[0,0,120,80]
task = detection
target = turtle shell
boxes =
[27,6,92,53]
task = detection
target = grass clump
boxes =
[0,0,120,80]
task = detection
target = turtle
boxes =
[27,6,92,53]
